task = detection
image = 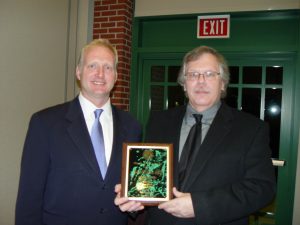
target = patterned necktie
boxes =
[91,109,107,178]
[179,114,203,187]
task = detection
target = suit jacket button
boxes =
[99,208,104,214]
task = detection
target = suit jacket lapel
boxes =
[105,105,124,179]
[170,106,187,188]
[65,98,102,178]
[182,103,233,190]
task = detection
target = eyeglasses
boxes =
[184,71,220,81]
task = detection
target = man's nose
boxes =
[197,74,206,83]
[95,66,105,77]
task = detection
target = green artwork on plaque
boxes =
[127,148,167,198]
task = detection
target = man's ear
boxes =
[221,81,225,91]
[115,72,118,83]
[75,66,81,80]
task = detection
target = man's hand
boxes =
[114,184,144,212]
[158,187,195,218]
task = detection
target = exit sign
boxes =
[197,15,230,39]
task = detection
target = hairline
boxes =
[77,39,118,71]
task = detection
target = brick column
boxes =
[93,0,134,111]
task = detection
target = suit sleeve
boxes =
[191,123,276,225]
[15,113,50,225]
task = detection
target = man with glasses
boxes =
[115,46,276,225]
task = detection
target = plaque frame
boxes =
[121,143,173,205]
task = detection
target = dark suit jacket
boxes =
[144,103,276,225]
[16,97,142,225]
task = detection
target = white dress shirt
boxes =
[78,93,113,166]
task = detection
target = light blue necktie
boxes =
[91,109,107,178]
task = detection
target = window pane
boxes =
[242,88,261,118]
[265,88,282,159]
[150,86,164,111]
[168,86,186,109]
[242,66,262,84]
[151,66,165,82]
[224,87,238,109]
[266,66,283,84]
[229,66,239,84]
[168,66,181,82]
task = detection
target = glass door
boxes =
[225,54,296,225]
[141,59,184,124]
[139,53,297,225]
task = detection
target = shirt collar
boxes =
[185,101,221,125]
[78,92,112,120]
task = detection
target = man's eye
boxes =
[204,71,213,77]
[88,63,97,69]
[104,65,113,71]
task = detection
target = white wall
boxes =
[135,0,300,16]
[0,1,92,224]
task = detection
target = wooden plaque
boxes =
[121,143,173,205]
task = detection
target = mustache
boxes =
[194,88,208,92]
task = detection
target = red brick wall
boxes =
[93,0,134,111]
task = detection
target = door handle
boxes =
[272,158,286,167]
